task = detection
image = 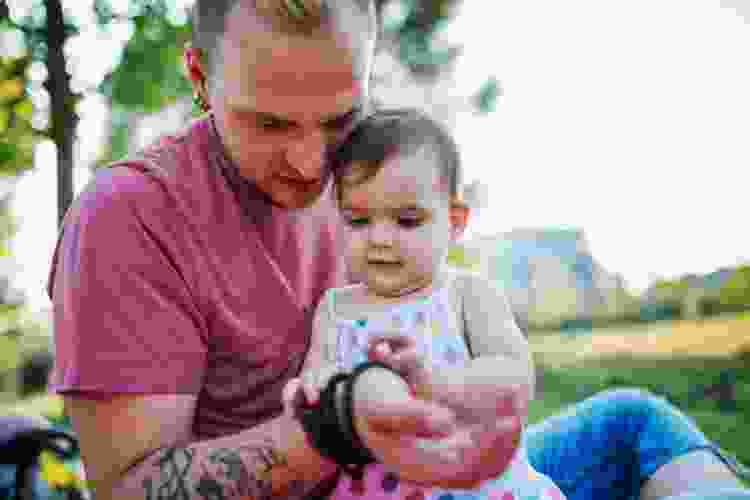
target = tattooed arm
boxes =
[64,394,338,500]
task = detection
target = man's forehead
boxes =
[220,13,368,120]
[221,0,372,75]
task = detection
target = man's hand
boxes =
[352,366,524,489]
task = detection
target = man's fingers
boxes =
[362,398,456,438]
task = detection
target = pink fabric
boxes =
[48,115,346,439]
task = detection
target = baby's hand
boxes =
[367,334,434,400]
[299,364,341,405]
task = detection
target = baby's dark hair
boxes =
[330,108,463,203]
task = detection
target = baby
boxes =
[296,109,565,500]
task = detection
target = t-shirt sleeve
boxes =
[48,167,208,396]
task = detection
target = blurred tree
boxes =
[1,0,79,226]
[719,265,750,310]
[96,0,500,166]
[0,5,29,384]
[5,0,502,223]
[94,0,192,164]
[0,50,35,175]
[446,243,480,271]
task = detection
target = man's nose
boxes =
[284,128,326,180]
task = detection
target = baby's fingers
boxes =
[301,371,322,405]
[368,334,416,356]
[301,366,341,405]
[282,377,305,413]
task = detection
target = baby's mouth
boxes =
[368,260,402,267]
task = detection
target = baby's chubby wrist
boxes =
[407,364,437,402]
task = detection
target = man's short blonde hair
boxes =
[192,0,376,78]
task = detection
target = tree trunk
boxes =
[43,0,76,227]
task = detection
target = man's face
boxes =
[339,147,460,297]
[209,6,370,209]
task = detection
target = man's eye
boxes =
[257,116,292,131]
[324,110,361,131]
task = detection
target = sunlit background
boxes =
[6,0,750,317]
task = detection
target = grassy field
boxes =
[527,312,750,474]
[529,311,750,364]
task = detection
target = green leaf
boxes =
[13,97,33,121]
[0,108,9,134]
[0,141,18,164]
[473,77,501,114]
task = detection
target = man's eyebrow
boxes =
[254,111,295,124]
[242,106,362,126]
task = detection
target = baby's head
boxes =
[330,108,470,297]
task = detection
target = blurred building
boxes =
[461,228,629,326]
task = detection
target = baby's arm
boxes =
[417,274,535,420]
[459,272,535,396]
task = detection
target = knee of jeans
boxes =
[592,387,674,422]
[595,387,659,405]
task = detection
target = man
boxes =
[49,1,749,500]
[50,1,510,498]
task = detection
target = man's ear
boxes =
[183,44,209,96]
[449,199,470,241]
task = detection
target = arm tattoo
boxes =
[138,439,322,500]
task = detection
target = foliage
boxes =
[39,449,89,500]
[0,48,36,174]
[98,3,192,113]
[719,265,750,309]
[446,244,480,271]
[377,0,463,78]
[95,0,499,165]
[472,76,501,114]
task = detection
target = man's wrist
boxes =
[284,411,339,481]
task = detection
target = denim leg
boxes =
[523,388,749,500]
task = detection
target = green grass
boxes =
[530,354,750,472]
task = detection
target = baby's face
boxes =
[338,146,458,297]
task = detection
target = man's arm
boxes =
[66,393,338,500]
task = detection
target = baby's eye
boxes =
[398,217,423,228]
[345,216,370,227]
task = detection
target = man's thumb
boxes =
[364,399,456,438]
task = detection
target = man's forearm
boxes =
[112,412,338,500]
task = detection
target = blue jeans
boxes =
[524,388,749,500]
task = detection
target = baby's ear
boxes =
[449,199,470,241]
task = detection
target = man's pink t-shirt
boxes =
[47,115,346,439]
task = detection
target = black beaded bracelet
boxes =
[294,362,403,480]
[296,373,350,467]
[340,361,400,466]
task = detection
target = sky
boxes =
[7,0,750,313]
